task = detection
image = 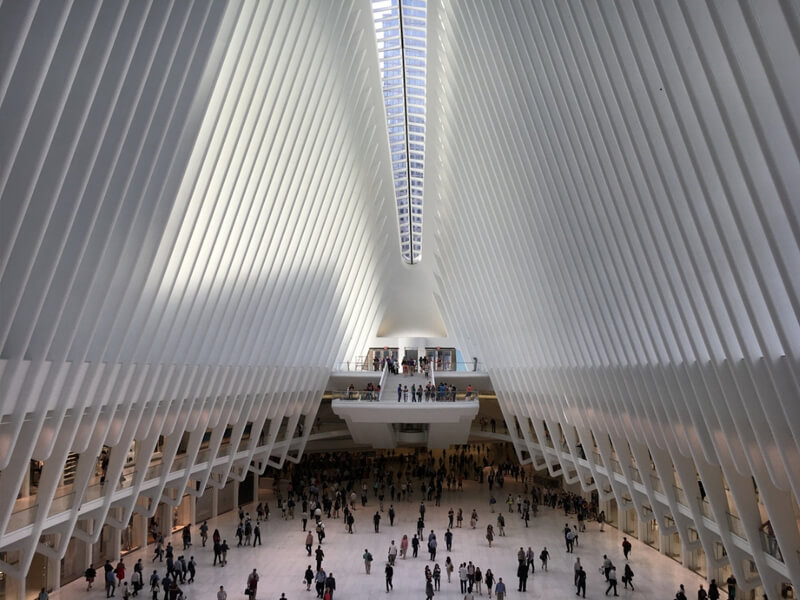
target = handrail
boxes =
[378,361,389,399]
[431,360,485,372]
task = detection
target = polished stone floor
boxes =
[51,474,709,600]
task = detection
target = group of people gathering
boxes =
[78,443,754,600]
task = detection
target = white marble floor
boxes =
[53,478,707,600]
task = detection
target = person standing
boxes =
[605,564,618,596]
[448,508,455,529]
[698,584,708,600]
[708,579,720,600]
[486,524,494,547]
[726,575,737,600]
[374,511,381,533]
[315,546,325,571]
[388,541,398,565]
[425,577,434,600]
[412,534,420,557]
[517,559,528,592]
[576,566,587,598]
[216,585,227,600]
[445,528,453,551]
[306,531,314,556]
[389,504,396,526]
[253,522,262,546]
[385,563,394,592]
[434,564,442,591]
[495,577,506,600]
[363,549,373,574]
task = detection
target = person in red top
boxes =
[115,559,126,584]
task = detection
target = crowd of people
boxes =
[77,444,749,600]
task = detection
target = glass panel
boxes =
[373,0,426,264]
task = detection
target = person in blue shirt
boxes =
[495,577,507,600]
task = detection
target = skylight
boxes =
[372,0,426,264]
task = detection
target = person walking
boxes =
[540,546,550,571]
[576,566,587,598]
[305,531,314,556]
[388,540,398,565]
[374,511,381,533]
[253,522,261,546]
[199,521,209,547]
[385,563,393,592]
[246,569,259,599]
[486,524,494,547]
[485,569,495,599]
[622,537,632,560]
[605,564,618,596]
[425,577,434,600]
[623,563,634,590]
[315,546,325,571]
[314,569,326,599]
[412,534,420,557]
[217,585,227,600]
[85,564,97,590]
[363,549,373,574]
[459,563,468,593]
[304,566,314,592]
[708,579,720,600]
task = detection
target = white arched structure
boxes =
[1,0,798,597]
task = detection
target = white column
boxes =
[20,462,31,498]
[47,553,61,593]
[188,493,196,526]
[109,521,122,561]
[83,520,95,569]
[211,486,219,519]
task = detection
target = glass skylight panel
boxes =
[372,0,426,264]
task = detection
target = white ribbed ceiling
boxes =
[426,0,800,593]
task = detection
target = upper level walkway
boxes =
[330,367,480,449]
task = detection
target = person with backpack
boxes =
[363,548,373,574]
